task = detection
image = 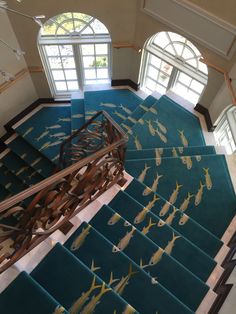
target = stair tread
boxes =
[65,216,209,311]
[31,243,138,313]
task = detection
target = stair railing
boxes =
[0,111,128,273]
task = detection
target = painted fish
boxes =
[156,128,167,143]
[142,218,156,235]
[203,168,212,190]
[85,111,97,115]
[154,119,167,134]
[120,104,132,115]
[46,124,61,129]
[114,111,126,120]
[181,156,187,164]
[159,201,171,217]
[5,182,12,189]
[164,233,181,255]
[113,226,136,252]
[145,195,160,211]
[20,153,27,160]
[150,173,163,193]
[50,132,66,138]
[138,118,144,125]
[140,104,149,112]
[52,305,66,314]
[39,141,51,151]
[138,163,150,183]
[48,141,63,147]
[157,219,166,227]
[108,212,121,225]
[70,225,91,251]
[28,170,40,180]
[90,260,101,272]
[179,214,189,225]
[196,155,201,162]
[124,220,131,227]
[31,157,42,167]
[113,264,138,295]
[194,181,205,206]
[165,207,178,225]
[22,127,34,138]
[178,130,188,147]
[123,304,136,314]
[172,148,178,157]
[52,154,60,162]
[185,156,192,170]
[134,135,142,150]
[100,102,117,108]
[146,120,156,136]
[155,148,163,166]
[142,186,152,196]
[121,123,133,135]
[179,192,194,212]
[127,116,136,124]
[149,247,164,266]
[36,130,50,142]
[149,107,158,114]
[169,182,183,204]
[178,147,184,154]
[133,207,149,224]
[58,117,71,122]
[16,166,29,176]
[81,282,111,314]
[72,113,84,118]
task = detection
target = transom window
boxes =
[140,32,208,104]
[38,12,111,97]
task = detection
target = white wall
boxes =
[0,11,38,136]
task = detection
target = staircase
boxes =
[0,89,236,313]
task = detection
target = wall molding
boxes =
[194,103,215,132]
[0,68,28,94]
[111,79,140,91]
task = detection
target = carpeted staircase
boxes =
[0,89,236,313]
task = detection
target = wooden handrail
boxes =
[112,42,142,52]
[0,68,28,94]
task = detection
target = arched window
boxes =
[38,12,111,97]
[140,32,208,104]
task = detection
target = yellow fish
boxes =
[165,207,178,225]
[134,135,142,150]
[179,192,194,212]
[36,130,49,141]
[48,141,63,147]
[178,147,184,154]
[81,282,111,314]
[154,119,167,134]
[150,173,163,193]
[138,163,150,183]
[164,233,181,255]
[181,156,187,165]
[114,111,126,120]
[134,207,149,224]
[138,118,145,125]
[146,120,156,136]
[178,130,188,147]
[185,156,192,170]
[172,147,178,157]
[142,186,152,196]
[169,182,183,204]
[149,247,164,266]
[145,195,160,211]
[22,127,34,138]
[123,304,136,314]
[28,170,41,180]
[128,116,137,124]
[142,218,156,235]
[5,183,12,189]
[195,181,205,206]
[70,225,91,251]
[31,157,42,167]
[52,305,66,314]
[156,128,167,143]
[46,124,61,129]
[140,104,149,112]
[39,141,51,151]
[203,168,212,190]
[90,260,101,272]
[52,154,60,162]
[72,113,84,118]
[179,214,190,225]
[159,201,171,217]
[50,132,66,138]
[121,123,133,135]
[114,264,138,295]
[149,107,158,114]
[108,212,121,225]
[20,153,27,160]
[120,104,132,115]
[157,219,166,227]
[58,117,71,122]
[100,102,117,108]
[16,166,29,176]
[113,227,136,252]
[196,155,201,162]
[155,148,162,166]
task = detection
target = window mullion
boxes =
[73,44,83,90]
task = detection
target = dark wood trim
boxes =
[194,103,216,132]
[111,79,140,91]
[4,98,70,132]
[209,231,236,313]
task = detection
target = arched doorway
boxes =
[38,12,111,97]
[140,31,208,104]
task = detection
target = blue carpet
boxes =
[71,98,85,132]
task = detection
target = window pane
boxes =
[81,44,94,55]
[74,20,86,33]
[158,72,169,87]
[160,61,172,75]
[96,56,108,67]
[174,82,188,94]
[64,70,77,80]
[45,46,59,56]
[186,58,197,68]
[84,69,96,79]
[182,47,194,60]
[156,84,167,94]
[147,66,158,80]
[59,45,73,56]
[52,70,65,80]
[150,55,161,68]
[178,72,192,85]
[83,56,95,68]
[55,81,67,91]
[81,26,94,35]
[95,44,108,55]
[153,32,170,48]
[49,57,62,69]
[174,43,183,56]
[67,81,79,90]
[62,57,76,68]
[145,78,156,91]
[97,69,108,79]
[191,80,204,93]
[90,19,109,34]
[165,44,175,56]
[187,90,200,103]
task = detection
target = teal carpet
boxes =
[1,89,236,313]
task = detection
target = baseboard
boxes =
[111,79,140,91]
[194,103,216,132]
[4,98,70,132]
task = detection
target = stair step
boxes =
[6,134,55,178]
[67,216,209,311]
[0,271,67,314]
[125,155,236,239]
[124,178,223,258]
[31,243,138,313]
[126,145,216,160]
[107,191,217,282]
[71,98,85,132]
[0,162,27,195]
[127,95,205,150]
